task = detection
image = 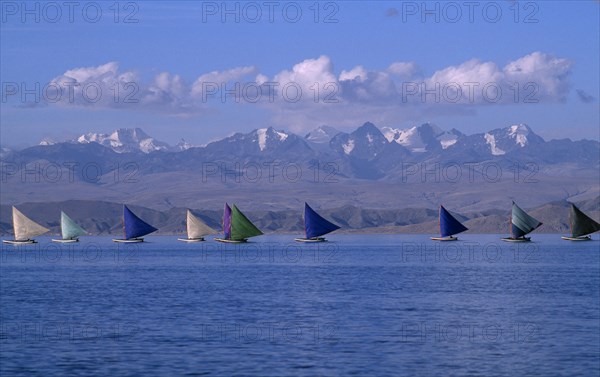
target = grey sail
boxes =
[570,204,600,238]
[187,210,217,239]
[12,206,49,241]
[511,202,542,238]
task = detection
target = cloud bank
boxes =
[15,52,575,131]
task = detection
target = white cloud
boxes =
[49,62,195,113]
[502,52,572,101]
[387,62,420,77]
[339,66,367,82]
[274,55,337,87]
[191,66,257,96]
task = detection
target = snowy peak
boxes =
[508,124,533,146]
[253,127,289,151]
[330,122,388,158]
[483,123,544,155]
[438,128,463,150]
[74,128,171,153]
[305,125,340,144]
[203,126,309,157]
[382,123,463,152]
[39,137,56,146]
[175,138,198,151]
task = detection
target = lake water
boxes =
[1,234,599,376]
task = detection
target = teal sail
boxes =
[60,211,87,240]
[570,204,600,238]
[511,202,542,238]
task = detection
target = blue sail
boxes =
[123,205,158,239]
[439,205,468,237]
[304,203,340,239]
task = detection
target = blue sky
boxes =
[1,1,598,147]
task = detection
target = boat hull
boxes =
[295,237,326,243]
[112,238,144,243]
[501,237,531,242]
[561,236,592,241]
[52,238,79,243]
[214,238,247,243]
[178,237,205,242]
[430,236,458,241]
[2,239,37,245]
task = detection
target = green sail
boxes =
[570,204,600,238]
[230,205,263,240]
[61,211,87,240]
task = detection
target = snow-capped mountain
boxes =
[203,127,311,157]
[175,139,196,151]
[28,122,596,172]
[305,125,341,144]
[330,122,389,159]
[482,124,544,156]
[74,128,171,153]
[381,123,464,152]
[39,138,56,146]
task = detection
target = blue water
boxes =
[1,234,599,376]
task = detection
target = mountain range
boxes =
[1,122,598,215]
[39,128,195,153]
[21,122,576,158]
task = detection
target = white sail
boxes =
[12,206,49,241]
[187,210,217,239]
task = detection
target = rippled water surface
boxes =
[1,234,599,376]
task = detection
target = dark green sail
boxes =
[230,205,263,240]
[570,204,600,238]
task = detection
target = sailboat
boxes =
[52,211,87,243]
[178,209,217,242]
[112,205,158,243]
[431,205,468,241]
[561,204,600,241]
[214,203,263,243]
[295,203,340,242]
[501,202,542,242]
[3,206,49,245]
